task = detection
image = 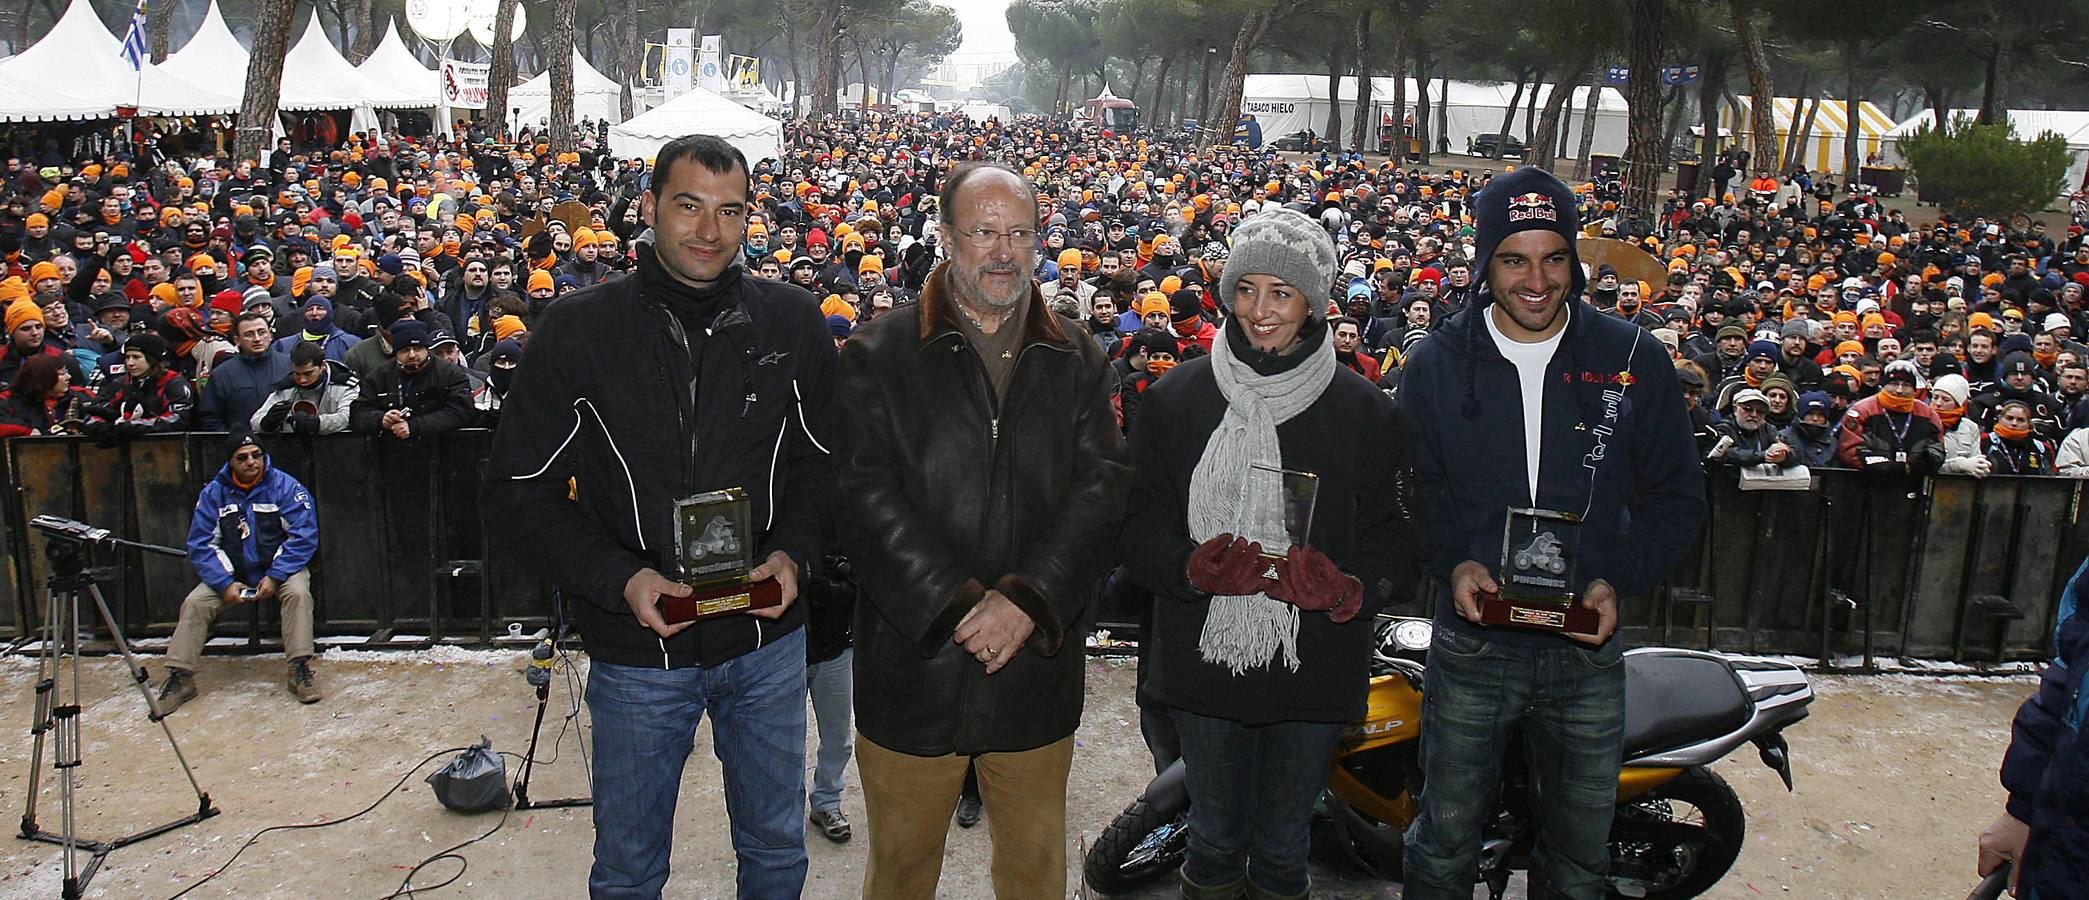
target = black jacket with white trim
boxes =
[481,248,834,669]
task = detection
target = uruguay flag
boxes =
[118,0,148,70]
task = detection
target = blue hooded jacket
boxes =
[2001,555,2089,897]
[186,453,318,591]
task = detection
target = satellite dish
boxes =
[467,0,527,45]
[405,0,471,42]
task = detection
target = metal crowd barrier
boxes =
[2,434,2079,663]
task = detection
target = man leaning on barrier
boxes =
[156,430,322,713]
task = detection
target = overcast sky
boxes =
[945,0,1018,61]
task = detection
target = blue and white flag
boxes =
[118,0,149,71]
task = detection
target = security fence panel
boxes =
[11,437,79,634]
[6,433,2082,660]
[129,435,196,631]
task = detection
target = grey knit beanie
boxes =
[1219,209,1338,319]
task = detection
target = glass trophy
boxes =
[1243,464,1319,579]
[661,488,781,623]
[1483,507,1599,633]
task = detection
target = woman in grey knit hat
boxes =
[1118,208,1427,899]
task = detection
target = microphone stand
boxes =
[513,628,591,811]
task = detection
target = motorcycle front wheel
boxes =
[1083,797,1190,895]
[1606,765,1747,899]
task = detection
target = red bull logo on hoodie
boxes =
[1506,191,1557,223]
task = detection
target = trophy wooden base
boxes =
[660,578,784,624]
[1478,592,1600,634]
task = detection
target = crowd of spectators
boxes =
[2,114,2086,484]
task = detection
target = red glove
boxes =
[1186,534,1278,596]
[1268,545,1365,623]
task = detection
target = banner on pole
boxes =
[441,58,490,109]
[666,29,694,99]
[728,54,761,91]
[698,34,724,93]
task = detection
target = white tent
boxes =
[608,84,782,165]
[355,19,440,108]
[725,82,789,115]
[1238,74,1628,156]
[156,0,245,99]
[1717,97,1895,176]
[1883,108,2089,196]
[163,3,426,121]
[1435,81,1629,158]
[511,50,626,127]
[0,61,106,122]
[0,0,239,119]
[282,12,425,113]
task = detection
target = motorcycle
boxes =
[1084,616,1813,899]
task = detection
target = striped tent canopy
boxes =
[1719,96,1896,176]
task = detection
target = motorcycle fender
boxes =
[1615,766,1684,802]
[1327,764,1417,826]
[1140,759,1190,816]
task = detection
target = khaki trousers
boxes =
[857,733,1075,900]
[164,569,315,670]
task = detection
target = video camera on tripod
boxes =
[27,514,184,560]
[16,514,216,898]
[29,515,114,545]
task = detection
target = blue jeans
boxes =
[585,628,808,899]
[805,647,854,813]
[1171,708,1345,895]
[1403,626,1626,900]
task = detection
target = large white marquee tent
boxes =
[354,20,441,108]
[159,1,428,134]
[1883,108,2089,196]
[608,84,782,165]
[1239,73,1629,156]
[0,0,239,121]
[510,50,627,128]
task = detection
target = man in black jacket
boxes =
[480,134,832,900]
[1400,167,1707,900]
[346,319,474,439]
[833,162,1131,900]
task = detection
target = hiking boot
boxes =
[1178,870,1246,900]
[287,657,322,704]
[156,669,197,714]
[1242,876,1310,900]
[955,794,982,828]
[810,807,852,843]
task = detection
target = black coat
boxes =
[480,255,833,670]
[1121,318,1426,726]
[348,356,476,437]
[833,263,1132,756]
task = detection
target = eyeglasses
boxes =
[956,227,1038,249]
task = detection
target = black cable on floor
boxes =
[165,745,477,899]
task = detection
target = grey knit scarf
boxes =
[1188,321,1337,674]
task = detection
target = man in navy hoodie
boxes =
[1978,555,2089,899]
[1400,167,1707,899]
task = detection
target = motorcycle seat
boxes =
[1621,653,1752,759]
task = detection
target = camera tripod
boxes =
[18,521,218,899]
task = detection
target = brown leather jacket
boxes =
[834,262,1132,756]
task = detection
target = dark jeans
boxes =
[1403,626,1626,900]
[584,629,808,899]
[1171,708,1345,895]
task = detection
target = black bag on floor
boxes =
[426,736,510,813]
